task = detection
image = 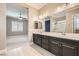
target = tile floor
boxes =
[5,43,55,56]
[6,35,28,50]
[0,35,55,56]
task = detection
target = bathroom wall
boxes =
[0,3,6,50]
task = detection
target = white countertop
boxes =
[33,32,79,41]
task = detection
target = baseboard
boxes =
[0,48,7,54]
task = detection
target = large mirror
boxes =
[51,16,66,33]
[44,5,79,33]
[34,21,42,29]
[44,15,66,33]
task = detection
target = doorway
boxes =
[6,3,29,50]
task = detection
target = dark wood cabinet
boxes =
[48,37,62,56]
[33,34,37,44]
[61,38,78,56]
[62,44,77,56]
[42,36,48,44]
[33,34,79,56]
[49,41,59,55]
[42,36,49,50]
[33,34,42,46]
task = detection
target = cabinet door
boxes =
[42,36,48,50]
[42,43,48,50]
[37,36,42,46]
[33,34,42,46]
[49,41,59,55]
[42,36,48,44]
[62,44,77,56]
[33,34,37,44]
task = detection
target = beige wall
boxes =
[28,7,39,42]
[0,3,6,50]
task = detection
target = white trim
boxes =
[0,48,7,54]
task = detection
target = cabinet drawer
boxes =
[49,37,60,43]
[49,45,59,55]
[62,44,77,56]
[49,42,59,55]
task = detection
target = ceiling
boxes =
[6,3,47,19]
[26,3,47,9]
[6,3,67,19]
[6,3,28,19]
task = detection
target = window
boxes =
[12,21,18,32]
[73,16,79,33]
[12,21,23,32]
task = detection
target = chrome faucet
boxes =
[62,32,66,35]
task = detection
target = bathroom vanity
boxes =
[33,4,79,56]
[33,32,79,56]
